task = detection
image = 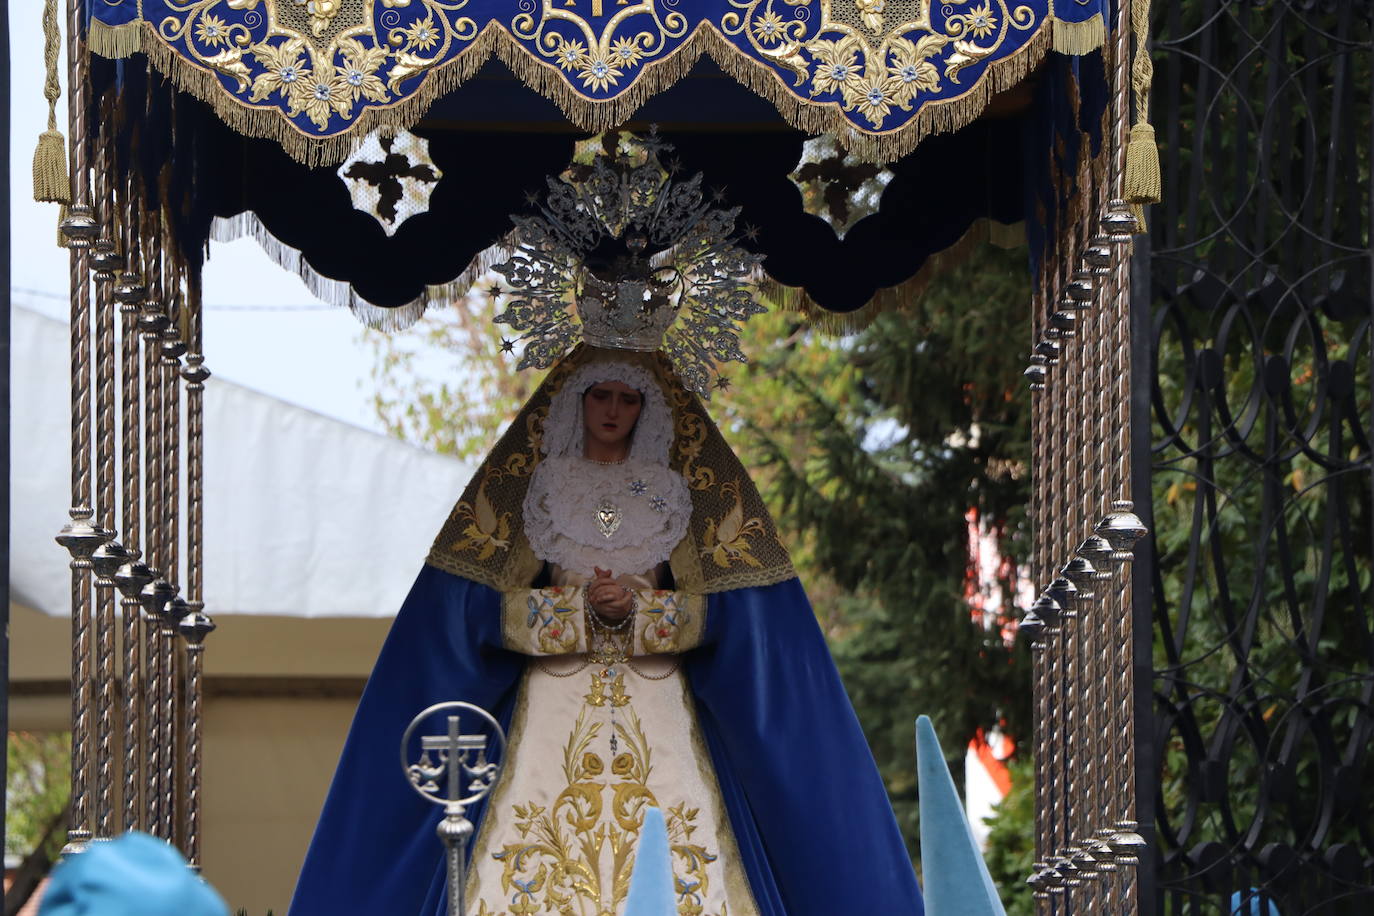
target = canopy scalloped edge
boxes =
[763,217,1026,333]
[211,207,1024,337]
[89,5,1104,168]
[209,211,516,331]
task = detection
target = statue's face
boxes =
[583,381,644,452]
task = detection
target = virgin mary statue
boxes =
[288,137,925,916]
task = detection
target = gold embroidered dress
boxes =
[469,361,757,916]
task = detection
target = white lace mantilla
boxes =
[540,362,674,465]
[523,456,691,577]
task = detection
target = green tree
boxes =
[6,731,71,863]
[732,245,1036,852]
[982,756,1037,916]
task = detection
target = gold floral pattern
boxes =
[450,479,513,561]
[700,480,766,569]
[555,38,590,70]
[639,592,700,654]
[483,706,722,916]
[102,0,1057,155]
[578,56,625,92]
[723,0,1038,128]
[194,13,230,46]
[886,33,944,107]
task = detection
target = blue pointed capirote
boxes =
[624,807,678,916]
[916,715,1007,916]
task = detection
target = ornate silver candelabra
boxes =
[400,702,506,916]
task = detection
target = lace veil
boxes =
[538,361,673,465]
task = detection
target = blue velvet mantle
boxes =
[288,565,925,915]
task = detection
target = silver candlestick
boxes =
[400,702,506,916]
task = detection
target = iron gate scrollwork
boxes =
[1139,1,1374,912]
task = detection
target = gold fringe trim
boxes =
[209,211,517,331]
[766,217,1025,334]
[694,25,1053,165]
[90,16,1054,166]
[88,19,144,59]
[1050,13,1107,56]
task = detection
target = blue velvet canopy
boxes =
[90,0,1107,163]
[81,0,1114,319]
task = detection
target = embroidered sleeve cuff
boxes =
[502,587,706,656]
[633,590,707,655]
[502,586,586,656]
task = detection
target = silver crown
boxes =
[491,131,764,398]
[578,275,678,351]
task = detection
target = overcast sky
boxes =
[9,6,389,434]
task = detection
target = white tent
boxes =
[11,305,474,620]
[9,305,478,911]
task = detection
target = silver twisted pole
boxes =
[179,269,213,869]
[160,278,189,843]
[113,189,151,833]
[88,132,125,838]
[139,220,171,836]
[54,0,103,855]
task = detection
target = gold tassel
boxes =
[33,0,70,204]
[1125,0,1159,231]
[1124,122,1160,227]
[33,129,70,204]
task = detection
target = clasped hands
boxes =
[587,567,634,622]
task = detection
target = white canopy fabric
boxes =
[10,306,477,618]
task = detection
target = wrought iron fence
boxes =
[1138,1,1374,912]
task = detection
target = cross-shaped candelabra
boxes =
[400,702,507,916]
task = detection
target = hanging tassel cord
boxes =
[1123,0,1160,230]
[34,0,72,205]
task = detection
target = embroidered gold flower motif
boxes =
[855,0,886,33]
[301,0,341,37]
[809,38,861,97]
[851,75,897,125]
[292,57,352,128]
[249,39,310,104]
[553,38,588,71]
[450,480,512,560]
[965,3,998,39]
[339,39,389,103]
[610,37,643,66]
[700,481,766,568]
[203,48,252,92]
[582,752,605,776]
[751,9,786,46]
[886,34,945,108]
[578,56,624,92]
[403,15,441,52]
[194,14,230,47]
[611,753,634,776]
